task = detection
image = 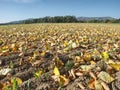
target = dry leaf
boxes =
[40,51,45,57]
[51,75,59,82]
[59,75,69,86]
[53,66,60,76]
[70,69,76,79]
[98,71,114,83]
[0,68,12,76]
[109,62,120,71]
[102,51,109,61]
[71,42,77,49]
[52,75,69,86]
[75,71,83,77]
[11,44,18,52]
[80,65,92,72]
[34,70,43,78]
[83,52,91,61]
[33,51,40,59]
[90,61,96,65]
[100,80,110,90]
[32,60,43,67]
[89,72,96,79]
[0,82,4,90]
[11,77,22,85]
[75,56,84,63]
[95,80,104,90]
[78,83,85,89]
[64,41,69,47]
[88,79,95,89]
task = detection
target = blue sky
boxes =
[0,0,120,23]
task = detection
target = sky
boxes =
[0,0,120,23]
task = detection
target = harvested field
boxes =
[0,23,120,90]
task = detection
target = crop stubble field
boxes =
[0,23,120,90]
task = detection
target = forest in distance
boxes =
[1,16,120,25]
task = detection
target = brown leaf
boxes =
[100,80,110,90]
[88,79,95,89]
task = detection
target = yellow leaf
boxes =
[102,51,109,61]
[75,56,84,63]
[83,52,91,61]
[90,61,96,65]
[33,51,39,59]
[40,51,45,57]
[64,41,69,47]
[107,60,115,64]
[75,39,79,44]
[109,63,120,71]
[53,66,60,76]
[11,77,22,85]
[59,75,69,86]
[2,45,9,50]
[34,70,43,78]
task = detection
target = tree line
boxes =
[0,16,120,25]
[22,16,120,24]
[23,16,77,24]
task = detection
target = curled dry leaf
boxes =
[77,83,85,89]
[70,69,76,79]
[19,52,24,57]
[89,71,96,79]
[75,71,83,77]
[0,68,12,76]
[100,80,110,90]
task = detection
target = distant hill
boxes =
[77,17,116,21]
[0,16,119,25]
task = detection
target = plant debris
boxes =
[0,23,120,90]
